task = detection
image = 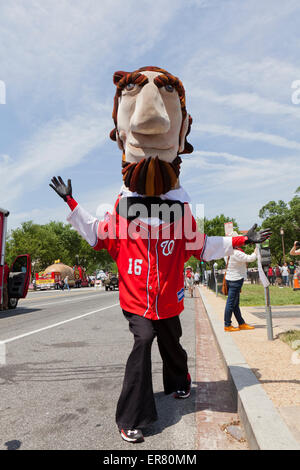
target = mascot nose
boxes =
[130,82,170,134]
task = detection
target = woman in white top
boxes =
[224,232,257,332]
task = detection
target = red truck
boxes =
[35,271,62,290]
[0,208,31,309]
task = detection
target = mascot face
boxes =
[117,70,186,163]
[110,66,193,196]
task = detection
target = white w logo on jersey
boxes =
[160,240,175,256]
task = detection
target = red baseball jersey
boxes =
[67,195,236,320]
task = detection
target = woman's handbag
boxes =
[221,257,230,295]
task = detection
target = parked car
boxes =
[104,272,119,291]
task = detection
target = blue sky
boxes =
[1,0,300,233]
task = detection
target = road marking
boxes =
[23,288,103,302]
[19,292,114,309]
[1,303,119,345]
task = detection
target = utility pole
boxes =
[264,280,274,341]
[280,227,286,264]
[259,242,274,341]
[213,262,218,296]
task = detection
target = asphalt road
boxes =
[0,288,197,450]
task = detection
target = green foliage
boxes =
[196,214,240,269]
[259,189,300,264]
[279,330,300,351]
[203,214,239,237]
[239,284,300,306]
[5,220,114,275]
[184,256,199,272]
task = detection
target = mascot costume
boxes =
[50,66,271,443]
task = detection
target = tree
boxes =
[5,220,115,275]
[259,188,300,264]
[183,214,240,271]
[203,214,239,238]
[199,214,240,269]
[289,191,300,235]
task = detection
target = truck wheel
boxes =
[8,298,18,309]
[105,286,108,291]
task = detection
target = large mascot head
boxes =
[110,66,193,196]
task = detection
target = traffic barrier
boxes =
[293,273,300,291]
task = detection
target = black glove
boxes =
[245,224,272,244]
[49,176,72,201]
[295,241,300,249]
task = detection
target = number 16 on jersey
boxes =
[128,258,143,276]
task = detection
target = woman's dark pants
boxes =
[224,278,245,327]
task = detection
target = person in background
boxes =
[267,266,274,285]
[0,261,10,311]
[290,242,300,289]
[275,265,282,286]
[280,263,289,287]
[63,275,70,291]
[272,266,276,285]
[224,233,257,332]
[288,260,296,287]
[194,272,200,286]
[185,267,195,298]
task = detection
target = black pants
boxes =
[115,310,189,430]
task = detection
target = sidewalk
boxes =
[197,285,300,450]
[194,294,248,450]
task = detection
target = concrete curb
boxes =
[198,286,300,450]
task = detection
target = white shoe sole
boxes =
[120,430,144,443]
[174,391,191,399]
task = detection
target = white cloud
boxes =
[189,88,300,119]
[185,54,300,107]
[181,150,300,227]
[0,103,111,206]
[193,124,300,151]
[0,0,182,108]
[182,150,300,192]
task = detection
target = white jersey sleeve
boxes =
[66,204,99,247]
[202,236,234,261]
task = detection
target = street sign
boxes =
[224,222,233,236]
[257,244,273,341]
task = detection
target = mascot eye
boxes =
[165,84,174,92]
[126,83,136,91]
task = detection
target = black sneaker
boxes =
[119,428,144,443]
[174,373,191,399]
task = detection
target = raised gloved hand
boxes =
[49,176,72,201]
[245,224,272,244]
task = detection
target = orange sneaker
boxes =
[239,323,255,330]
[224,326,240,332]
